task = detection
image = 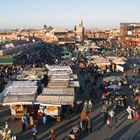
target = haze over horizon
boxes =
[0,0,140,29]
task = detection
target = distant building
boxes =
[109,29,120,39]
[0,32,17,42]
[120,23,140,48]
[85,29,109,39]
[49,28,76,44]
[0,29,40,43]
[50,28,68,38]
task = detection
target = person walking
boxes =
[66,106,71,119]
[87,116,92,134]
[50,129,56,140]
[24,114,28,126]
[32,124,37,140]
[10,105,16,122]
[27,113,30,124]
[127,106,133,120]
[21,115,26,132]
[88,100,93,114]
[80,110,87,131]
[76,100,83,113]
[106,111,111,129]
[109,109,117,129]
[22,122,26,132]
[85,73,90,88]
[83,100,88,113]
[1,122,12,140]
[123,95,127,108]
[30,115,34,126]
[102,105,108,124]
[42,114,48,125]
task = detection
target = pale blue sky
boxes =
[0,0,140,29]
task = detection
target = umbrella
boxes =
[108,84,121,90]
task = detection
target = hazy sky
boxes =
[0,0,140,29]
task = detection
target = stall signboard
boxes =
[44,106,59,116]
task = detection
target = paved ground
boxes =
[1,70,140,140]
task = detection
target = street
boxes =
[1,70,140,140]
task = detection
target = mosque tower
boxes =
[75,19,85,42]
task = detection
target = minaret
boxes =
[80,19,84,42]
[80,19,83,27]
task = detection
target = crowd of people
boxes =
[0,65,22,92]
[0,40,140,140]
[14,42,75,66]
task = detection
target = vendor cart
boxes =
[68,125,80,140]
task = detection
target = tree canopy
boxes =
[43,25,53,32]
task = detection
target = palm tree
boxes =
[46,26,53,32]
[43,24,47,29]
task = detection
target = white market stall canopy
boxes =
[49,74,78,81]
[0,81,37,105]
[106,56,127,65]
[2,87,37,96]
[47,80,70,87]
[48,70,68,75]
[93,57,111,65]
[37,65,79,105]
[16,67,48,81]
[46,65,73,73]
[36,95,74,105]
[43,87,74,95]
[2,96,35,105]
[6,81,37,87]
[90,56,126,66]
[50,74,70,81]
[90,55,100,60]
[36,87,75,105]
[47,65,79,87]
[47,80,79,88]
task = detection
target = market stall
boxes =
[46,65,73,74]
[36,87,75,121]
[90,56,111,69]
[0,81,38,118]
[16,67,48,81]
[36,65,79,121]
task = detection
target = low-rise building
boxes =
[120,23,140,48]
[49,28,76,44]
[85,30,109,39]
[0,32,17,42]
